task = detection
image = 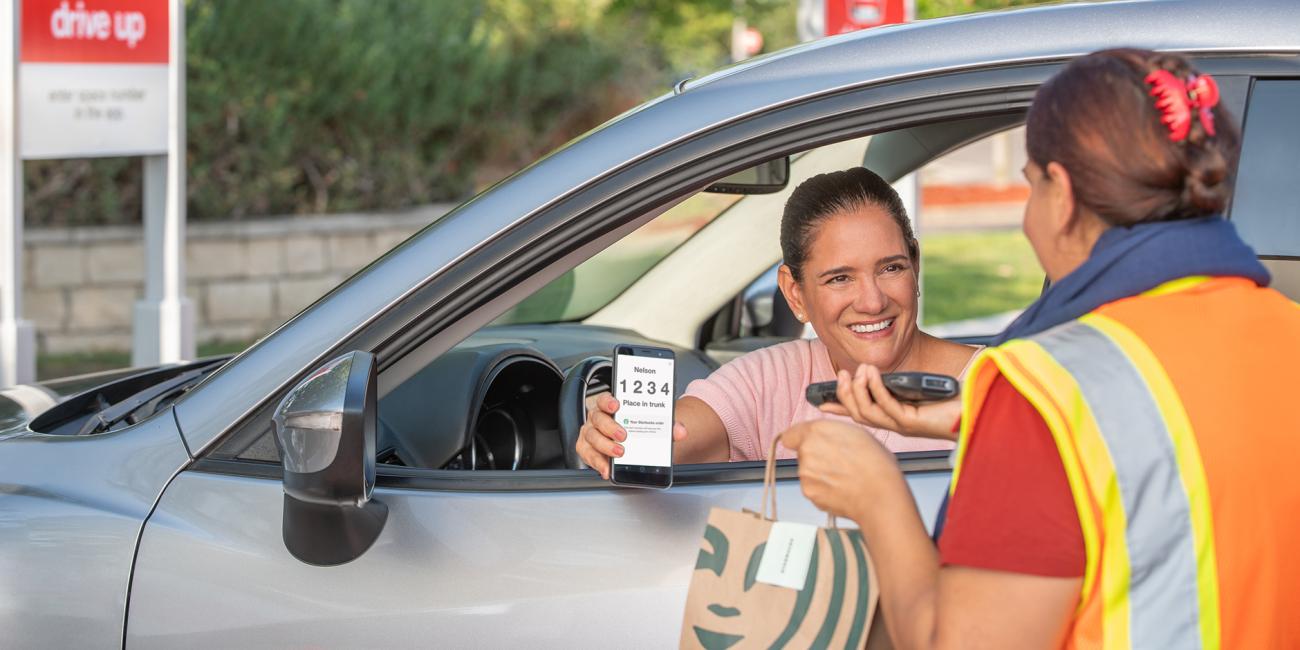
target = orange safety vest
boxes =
[951,276,1300,649]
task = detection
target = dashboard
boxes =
[376,323,719,470]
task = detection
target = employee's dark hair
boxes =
[780,167,917,282]
[1027,48,1241,226]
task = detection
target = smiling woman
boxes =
[681,169,977,459]
[576,168,979,476]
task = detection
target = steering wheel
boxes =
[558,356,612,470]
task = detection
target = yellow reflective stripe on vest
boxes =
[1082,313,1222,650]
[1031,319,1213,649]
[1140,275,1211,297]
[953,344,1105,614]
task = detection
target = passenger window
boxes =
[914,127,1043,338]
[1231,80,1300,258]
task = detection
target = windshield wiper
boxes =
[76,367,208,436]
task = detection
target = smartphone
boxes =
[805,372,959,406]
[610,344,675,489]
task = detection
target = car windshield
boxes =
[494,192,741,324]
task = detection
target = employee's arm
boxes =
[784,420,1079,649]
[576,394,729,479]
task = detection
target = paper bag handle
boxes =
[761,432,782,521]
[761,431,836,528]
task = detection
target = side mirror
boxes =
[273,351,387,566]
[705,157,790,195]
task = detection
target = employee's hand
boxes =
[818,364,962,441]
[782,419,906,525]
[576,392,688,480]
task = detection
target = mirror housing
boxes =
[274,351,387,566]
[705,157,790,195]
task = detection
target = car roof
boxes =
[684,0,1300,100]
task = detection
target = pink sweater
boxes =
[684,339,965,461]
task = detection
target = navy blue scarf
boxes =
[994,216,1269,344]
[933,216,1269,541]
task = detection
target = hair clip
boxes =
[1145,69,1219,141]
[1185,73,1220,137]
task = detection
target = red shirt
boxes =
[938,373,1086,577]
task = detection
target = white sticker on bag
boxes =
[755,521,819,590]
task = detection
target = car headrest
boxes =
[768,286,804,339]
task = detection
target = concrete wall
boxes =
[24,205,452,355]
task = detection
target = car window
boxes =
[916,126,1043,338]
[494,192,742,324]
[1231,80,1300,258]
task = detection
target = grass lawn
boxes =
[921,228,1043,326]
[37,339,253,381]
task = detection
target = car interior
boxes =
[350,112,1037,473]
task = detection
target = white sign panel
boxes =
[21,63,165,158]
[20,0,169,159]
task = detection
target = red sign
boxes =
[826,0,909,34]
[21,0,168,64]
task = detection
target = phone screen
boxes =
[612,348,674,476]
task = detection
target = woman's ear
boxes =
[1044,161,1080,236]
[777,264,807,323]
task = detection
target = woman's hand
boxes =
[781,419,908,525]
[819,364,963,441]
[575,392,688,480]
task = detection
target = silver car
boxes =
[4,1,1299,647]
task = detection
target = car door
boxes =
[123,458,952,647]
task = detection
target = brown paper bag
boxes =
[679,434,879,649]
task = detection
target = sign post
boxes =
[5,0,192,384]
[1,1,35,386]
[133,0,192,366]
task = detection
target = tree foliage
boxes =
[605,0,797,76]
[916,0,1054,19]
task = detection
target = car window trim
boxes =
[191,450,952,491]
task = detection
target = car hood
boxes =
[0,358,233,434]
